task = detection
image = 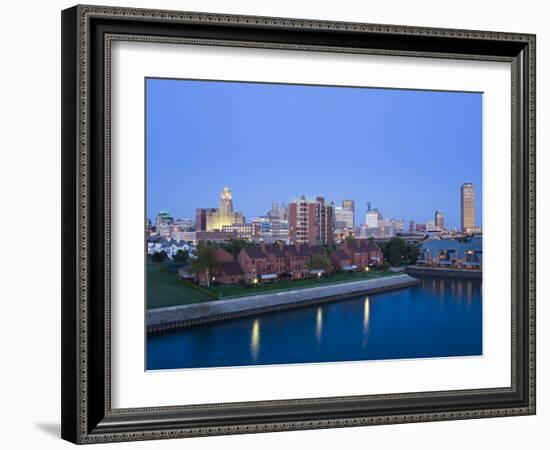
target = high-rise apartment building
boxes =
[460,183,476,232]
[289,195,335,245]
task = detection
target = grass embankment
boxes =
[147,263,216,309]
[147,262,397,309]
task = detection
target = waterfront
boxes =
[147,277,482,370]
[146,274,419,332]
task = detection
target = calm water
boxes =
[147,277,482,370]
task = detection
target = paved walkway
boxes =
[147,274,420,333]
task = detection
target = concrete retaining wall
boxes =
[406,266,482,279]
[147,274,421,333]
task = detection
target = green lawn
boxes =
[206,270,395,299]
[147,262,397,309]
[147,263,216,309]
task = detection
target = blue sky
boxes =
[146,78,482,230]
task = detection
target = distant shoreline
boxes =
[147,274,420,334]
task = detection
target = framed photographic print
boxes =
[61,5,536,444]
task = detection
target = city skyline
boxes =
[146,78,482,229]
[150,183,477,234]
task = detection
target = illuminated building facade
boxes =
[222,222,260,241]
[196,187,245,232]
[460,183,476,233]
[195,208,216,232]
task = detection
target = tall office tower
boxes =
[365,208,380,228]
[409,220,415,233]
[435,210,444,230]
[342,200,355,211]
[337,200,355,230]
[289,195,335,245]
[195,208,217,231]
[155,211,174,228]
[460,183,476,232]
[205,187,244,231]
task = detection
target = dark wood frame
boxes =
[61,4,536,444]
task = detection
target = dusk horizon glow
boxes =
[146,78,482,230]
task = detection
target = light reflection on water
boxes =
[363,296,370,335]
[362,296,371,348]
[250,319,260,362]
[315,308,323,344]
[147,277,482,370]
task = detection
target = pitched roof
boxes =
[283,244,321,257]
[242,246,267,259]
[263,244,285,258]
[214,247,234,263]
[220,261,244,276]
[347,239,379,253]
[331,250,350,261]
[284,245,308,257]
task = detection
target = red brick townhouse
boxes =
[340,239,383,269]
[283,244,326,279]
[261,243,288,279]
[197,248,246,285]
[237,246,270,283]
[214,261,245,285]
[330,249,354,271]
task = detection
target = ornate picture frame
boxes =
[61,5,535,444]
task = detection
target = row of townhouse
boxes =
[188,239,383,286]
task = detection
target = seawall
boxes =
[406,266,482,279]
[147,274,421,333]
